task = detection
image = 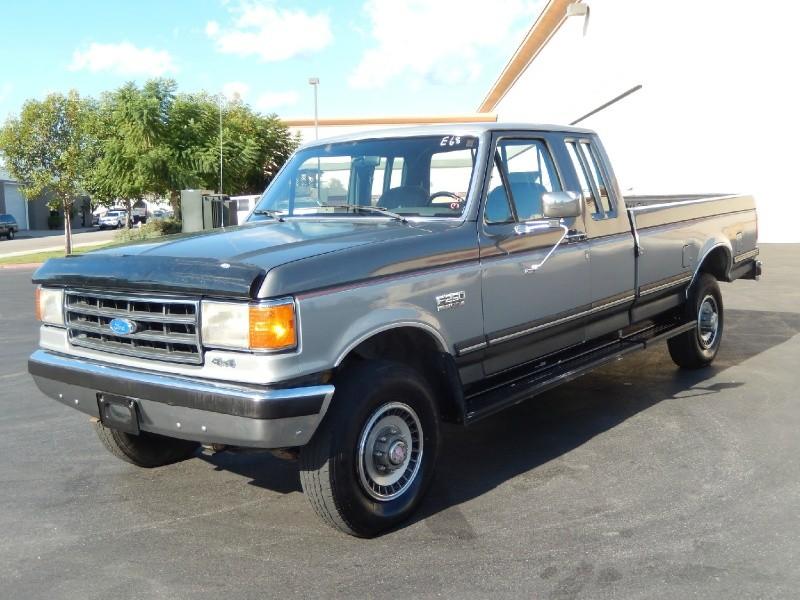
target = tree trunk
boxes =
[63,199,73,255]
[125,198,132,228]
[169,190,181,222]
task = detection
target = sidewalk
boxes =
[0,228,119,258]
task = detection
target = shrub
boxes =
[114,218,182,243]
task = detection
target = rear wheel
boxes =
[93,421,199,468]
[299,361,440,537]
[668,272,723,369]
[7,230,14,240]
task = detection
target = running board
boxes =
[463,318,697,424]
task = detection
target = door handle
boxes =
[565,230,587,243]
[514,219,560,236]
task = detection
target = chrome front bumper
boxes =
[28,350,335,448]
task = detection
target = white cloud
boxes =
[255,91,299,112]
[349,0,541,89]
[69,42,177,76]
[206,3,332,62]
[222,81,250,100]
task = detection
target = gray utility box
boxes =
[180,190,239,233]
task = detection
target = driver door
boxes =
[479,134,590,375]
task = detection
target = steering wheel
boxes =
[429,191,462,203]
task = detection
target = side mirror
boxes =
[542,191,582,219]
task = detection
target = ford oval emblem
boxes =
[109,318,137,336]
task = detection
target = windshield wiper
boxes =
[322,204,408,223]
[251,209,285,222]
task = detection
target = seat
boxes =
[507,172,546,220]
[485,186,513,223]
[378,186,429,210]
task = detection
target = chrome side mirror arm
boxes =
[517,220,570,274]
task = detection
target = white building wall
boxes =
[3,181,28,229]
[494,0,800,242]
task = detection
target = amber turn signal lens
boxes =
[249,303,296,350]
[34,286,42,321]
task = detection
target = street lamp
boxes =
[218,93,223,194]
[308,77,320,140]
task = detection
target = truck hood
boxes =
[32,219,459,299]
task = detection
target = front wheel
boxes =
[668,272,723,369]
[299,361,440,537]
[93,421,199,468]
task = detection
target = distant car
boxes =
[0,214,19,240]
[98,211,125,230]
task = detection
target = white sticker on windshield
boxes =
[440,135,462,147]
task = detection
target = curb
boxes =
[0,239,110,260]
[0,263,42,270]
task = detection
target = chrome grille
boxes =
[65,290,202,364]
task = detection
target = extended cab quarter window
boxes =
[566,141,597,214]
[580,141,614,215]
[484,139,561,224]
[566,140,615,219]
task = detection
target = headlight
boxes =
[201,299,297,352]
[35,286,64,326]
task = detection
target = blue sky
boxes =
[0,0,542,121]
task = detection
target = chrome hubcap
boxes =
[698,295,720,348]
[357,402,423,501]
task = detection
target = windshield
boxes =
[250,135,479,220]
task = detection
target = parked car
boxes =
[98,210,125,229]
[28,123,761,537]
[0,214,19,239]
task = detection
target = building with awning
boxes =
[285,0,797,242]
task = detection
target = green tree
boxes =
[0,91,97,254]
[89,80,299,220]
[87,79,179,225]
[168,92,300,197]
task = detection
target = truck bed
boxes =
[624,193,732,208]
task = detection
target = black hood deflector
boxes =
[32,254,266,299]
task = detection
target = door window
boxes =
[484,139,561,223]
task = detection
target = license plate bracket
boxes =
[97,393,140,435]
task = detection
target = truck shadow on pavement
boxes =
[201,308,800,532]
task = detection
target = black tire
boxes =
[93,420,199,468]
[7,230,14,240]
[668,272,723,369]
[299,360,440,537]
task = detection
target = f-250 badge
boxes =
[435,291,466,311]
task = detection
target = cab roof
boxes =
[297,122,596,150]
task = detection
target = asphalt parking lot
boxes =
[1,244,798,599]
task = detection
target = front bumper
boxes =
[28,350,334,448]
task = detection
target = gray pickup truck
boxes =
[29,123,761,537]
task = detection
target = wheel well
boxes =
[698,246,731,281]
[337,327,465,423]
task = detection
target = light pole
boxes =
[308,77,319,140]
[218,93,223,194]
